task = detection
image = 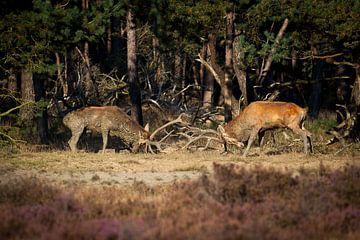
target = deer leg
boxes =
[258,131,265,148]
[68,129,83,152]
[308,136,313,153]
[242,129,259,157]
[290,125,311,154]
[101,129,109,153]
[131,143,140,153]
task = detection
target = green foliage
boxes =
[235,35,257,68]
[0,101,34,145]
[162,0,229,55]
[307,117,337,136]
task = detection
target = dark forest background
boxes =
[0,0,359,146]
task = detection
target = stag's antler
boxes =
[326,104,356,146]
[141,113,189,153]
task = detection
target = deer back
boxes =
[223,101,308,140]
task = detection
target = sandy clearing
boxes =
[1,149,359,186]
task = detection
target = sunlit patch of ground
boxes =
[1,145,359,186]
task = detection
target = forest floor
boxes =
[1,142,359,187]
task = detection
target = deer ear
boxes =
[144,123,150,132]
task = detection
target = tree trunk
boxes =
[198,34,237,119]
[153,36,162,94]
[257,18,289,86]
[83,41,96,103]
[351,66,360,106]
[3,68,18,126]
[208,34,225,92]
[81,0,97,104]
[201,43,213,108]
[174,51,182,85]
[107,26,112,55]
[127,7,143,125]
[20,68,34,123]
[309,48,323,118]
[182,56,187,104]
[350,66,360,140]
[7,68,17,93]
[19,68,39,142]
[233,49,248,107]
[33,75,49,144]
[55,52,68,97]
[224,10,234,122]
[110,16,122,70]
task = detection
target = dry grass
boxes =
[0,141,360,239]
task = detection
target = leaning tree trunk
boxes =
[208,34,227,109]
[127,7,143,125]
[257,18,289,92]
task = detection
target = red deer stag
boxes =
[63,106,187,153]
[63,106,150,153]
[218,101,313,157]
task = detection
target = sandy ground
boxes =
[1,146,359,186]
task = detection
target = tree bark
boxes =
[351,66,360,106]
[174,51,182,84]
[19,68,39,142]
[233,36,248,107]
[2,68,18,126]
[153,36,162,93]
[198,34,238,119]
[107,26,112,55]
[55,52,68,97]
[201,43,213,108]
[33,75,49,144]
[309,48,323,118]
[224,10,234,122]
[7,68,17,93]
[127,7,143,125]
[20,68,34,123]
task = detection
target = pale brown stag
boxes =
[63,106,187,153]
[63,106,151,153]
[218,101,313,157]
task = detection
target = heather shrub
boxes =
[0,164,360,239]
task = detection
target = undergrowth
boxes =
[0,163,360,239]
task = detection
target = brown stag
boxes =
[218,101,313,157]
[63,106,187,153]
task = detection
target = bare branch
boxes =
[149,113,188,141]
[196,54,222,86]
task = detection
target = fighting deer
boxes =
[63,106,187,153]
[218,101,313,157]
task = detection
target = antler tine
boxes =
[149,113,188,141]
[182,136,222,150]
[336,104,351,120]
